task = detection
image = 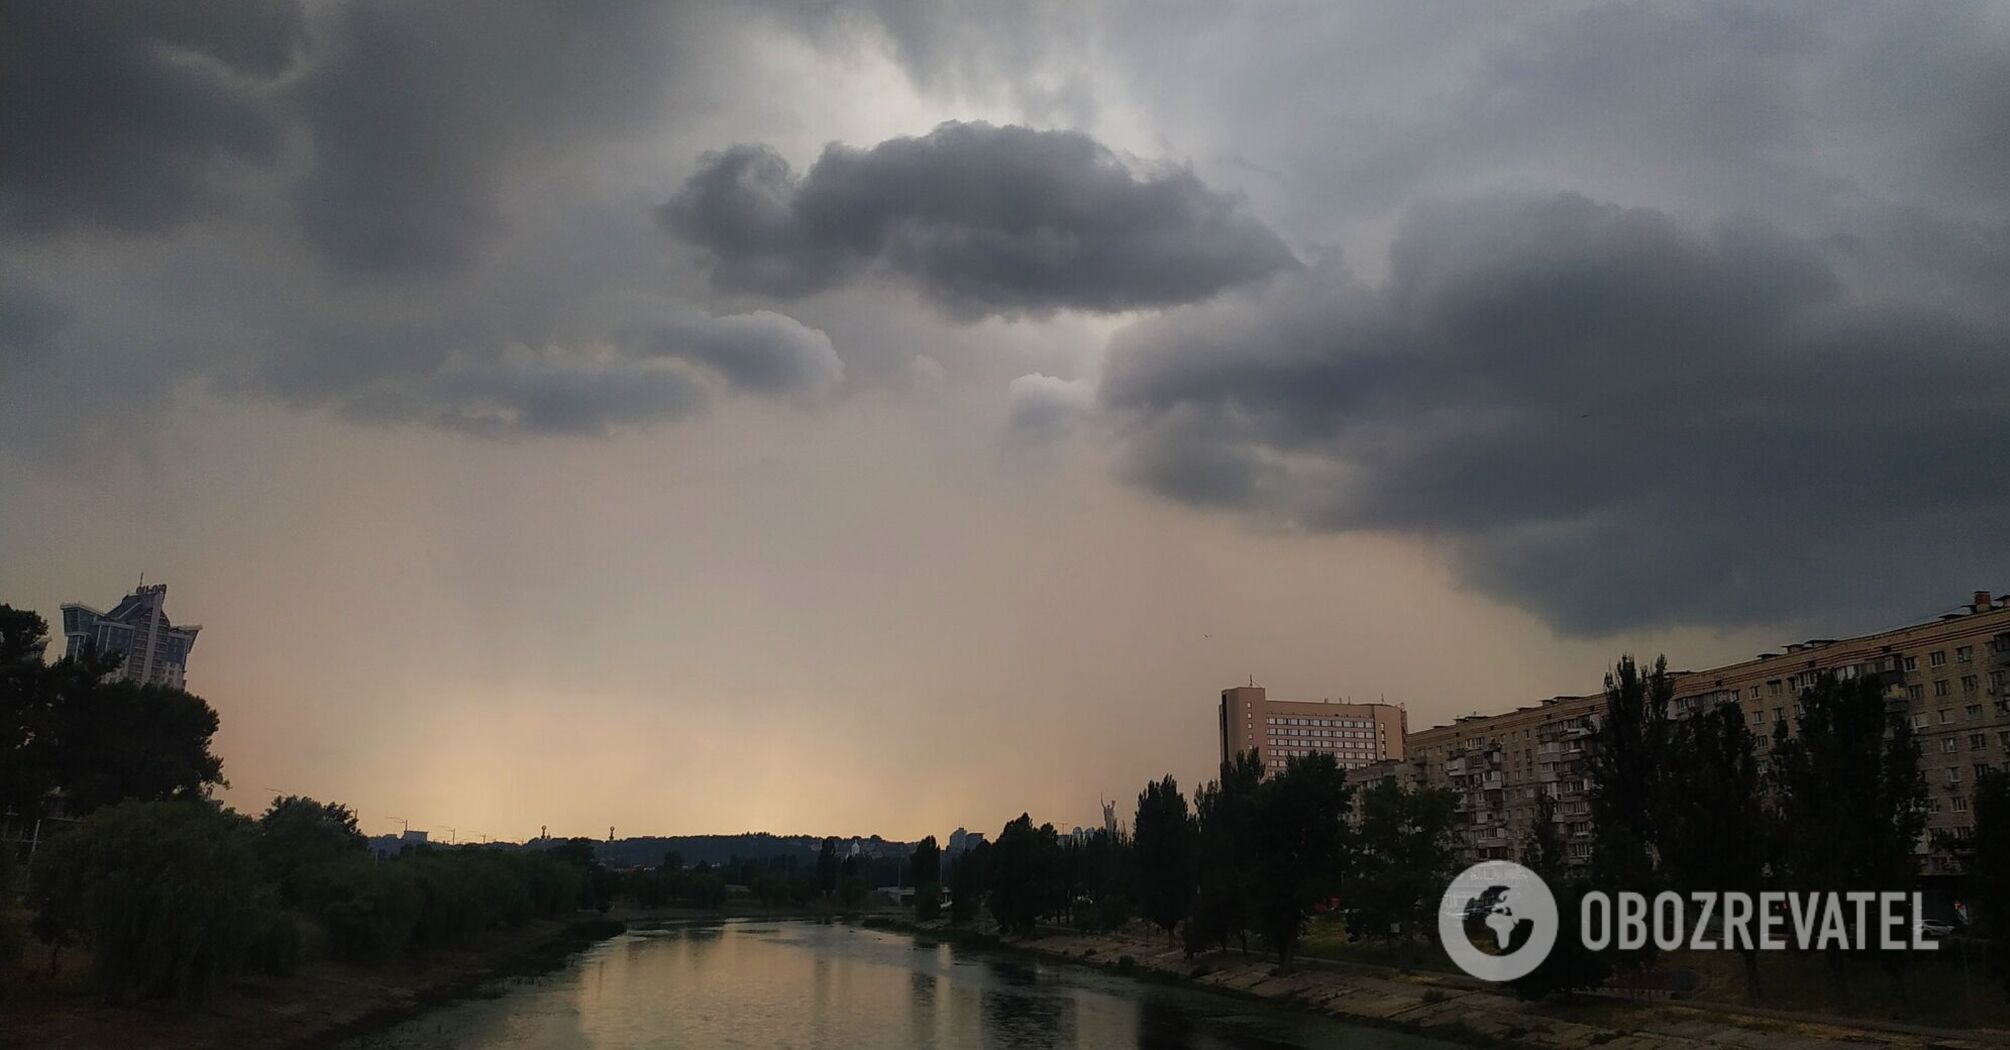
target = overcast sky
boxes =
[4,1,2007,843]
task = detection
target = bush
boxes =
[915,882,941,921]
[297,849,585,965]
[28,800,261,1004]
[246,897,302,977]
[296,854,421,964]
[0,844,23,988]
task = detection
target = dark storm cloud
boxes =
[0,0,304,237]
[288,2,685,276]
[0,277,70,367]
[660,122,1298,318]
[1102,192,2010,633]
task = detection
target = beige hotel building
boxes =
[1218,685,1407,776]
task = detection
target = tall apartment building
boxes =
[60,582,201,689]
[1399,590,2010,874]
[1218,685,1407,776]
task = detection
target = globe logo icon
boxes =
[1437,862,1558,981]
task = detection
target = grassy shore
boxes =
[0,917,624,1050]
[0,901,915,1049]
[867,915,2010,1050]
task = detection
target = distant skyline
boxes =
[5,2,2008,841]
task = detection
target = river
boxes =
[346,920,1461,1049]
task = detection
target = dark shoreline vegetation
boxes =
[5,596,2010,1038]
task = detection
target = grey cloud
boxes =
[1102,192,2010,634]
[660,121,1298,318]
[341,307,840,438]
[395,355,711,438]
[0,0,304,237]
[288,2,686,276]
[1005,373,1092,442]
[621,309,843,398]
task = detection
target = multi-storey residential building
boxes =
[60,582,201,689]
[1405,696,1602,864]
[1398,590,2010,874]
[1218,685,1406,775]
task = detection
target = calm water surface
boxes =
[347,920,1459,1049]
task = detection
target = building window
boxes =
[1953,796,1969,812]
[1931,650,1948,667]
[1909,685,1925,702]
[1935,680,1951,697]
[1940,709,1954,724]
[1947,767,1962,784]
[1963,675,1979,693]
[1943,737,1959,754]
[1972,733,1989,750]
[1958,645,1973,663]
[1905,655,1919,671]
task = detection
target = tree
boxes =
[0,605,52,816]
[987,814,1064,935]
[29,801,262,1003]
[256,795,366,903]
[1072,827,1133,933]
[911,835,942,918]
[816,837,840,899]
[1770,672,1929,1001]
[1662,701,1770,999]
[0,837,22,986]
[1511,792,1610,999]
[548,836,598,868]
[1133,775,1196,945]
[1972,767,2010,994]
[1346,780,1458,943]
[1189,750,1261,956]
[1586,654,1674,973]
[910,835,940,889]
[948,841,988,924]
[1250,753,1353,967]
[2,632,227,818]
[1588,655,1673,893]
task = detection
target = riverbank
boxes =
[872,920,2010,1050]
[0,917,624,1049]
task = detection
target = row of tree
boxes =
[1518,658,2010,1003]
[921,656,2010,1003]
[930,749,1386,966]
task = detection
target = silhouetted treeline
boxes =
[587,833,913,871]
[930,751,1398,966]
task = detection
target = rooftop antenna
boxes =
[385,816,408,834]
[442,825,456,845]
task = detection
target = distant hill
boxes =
[591,833,913,869]
[360,831,917,869]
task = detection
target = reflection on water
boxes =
[345,920,1459,1049]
